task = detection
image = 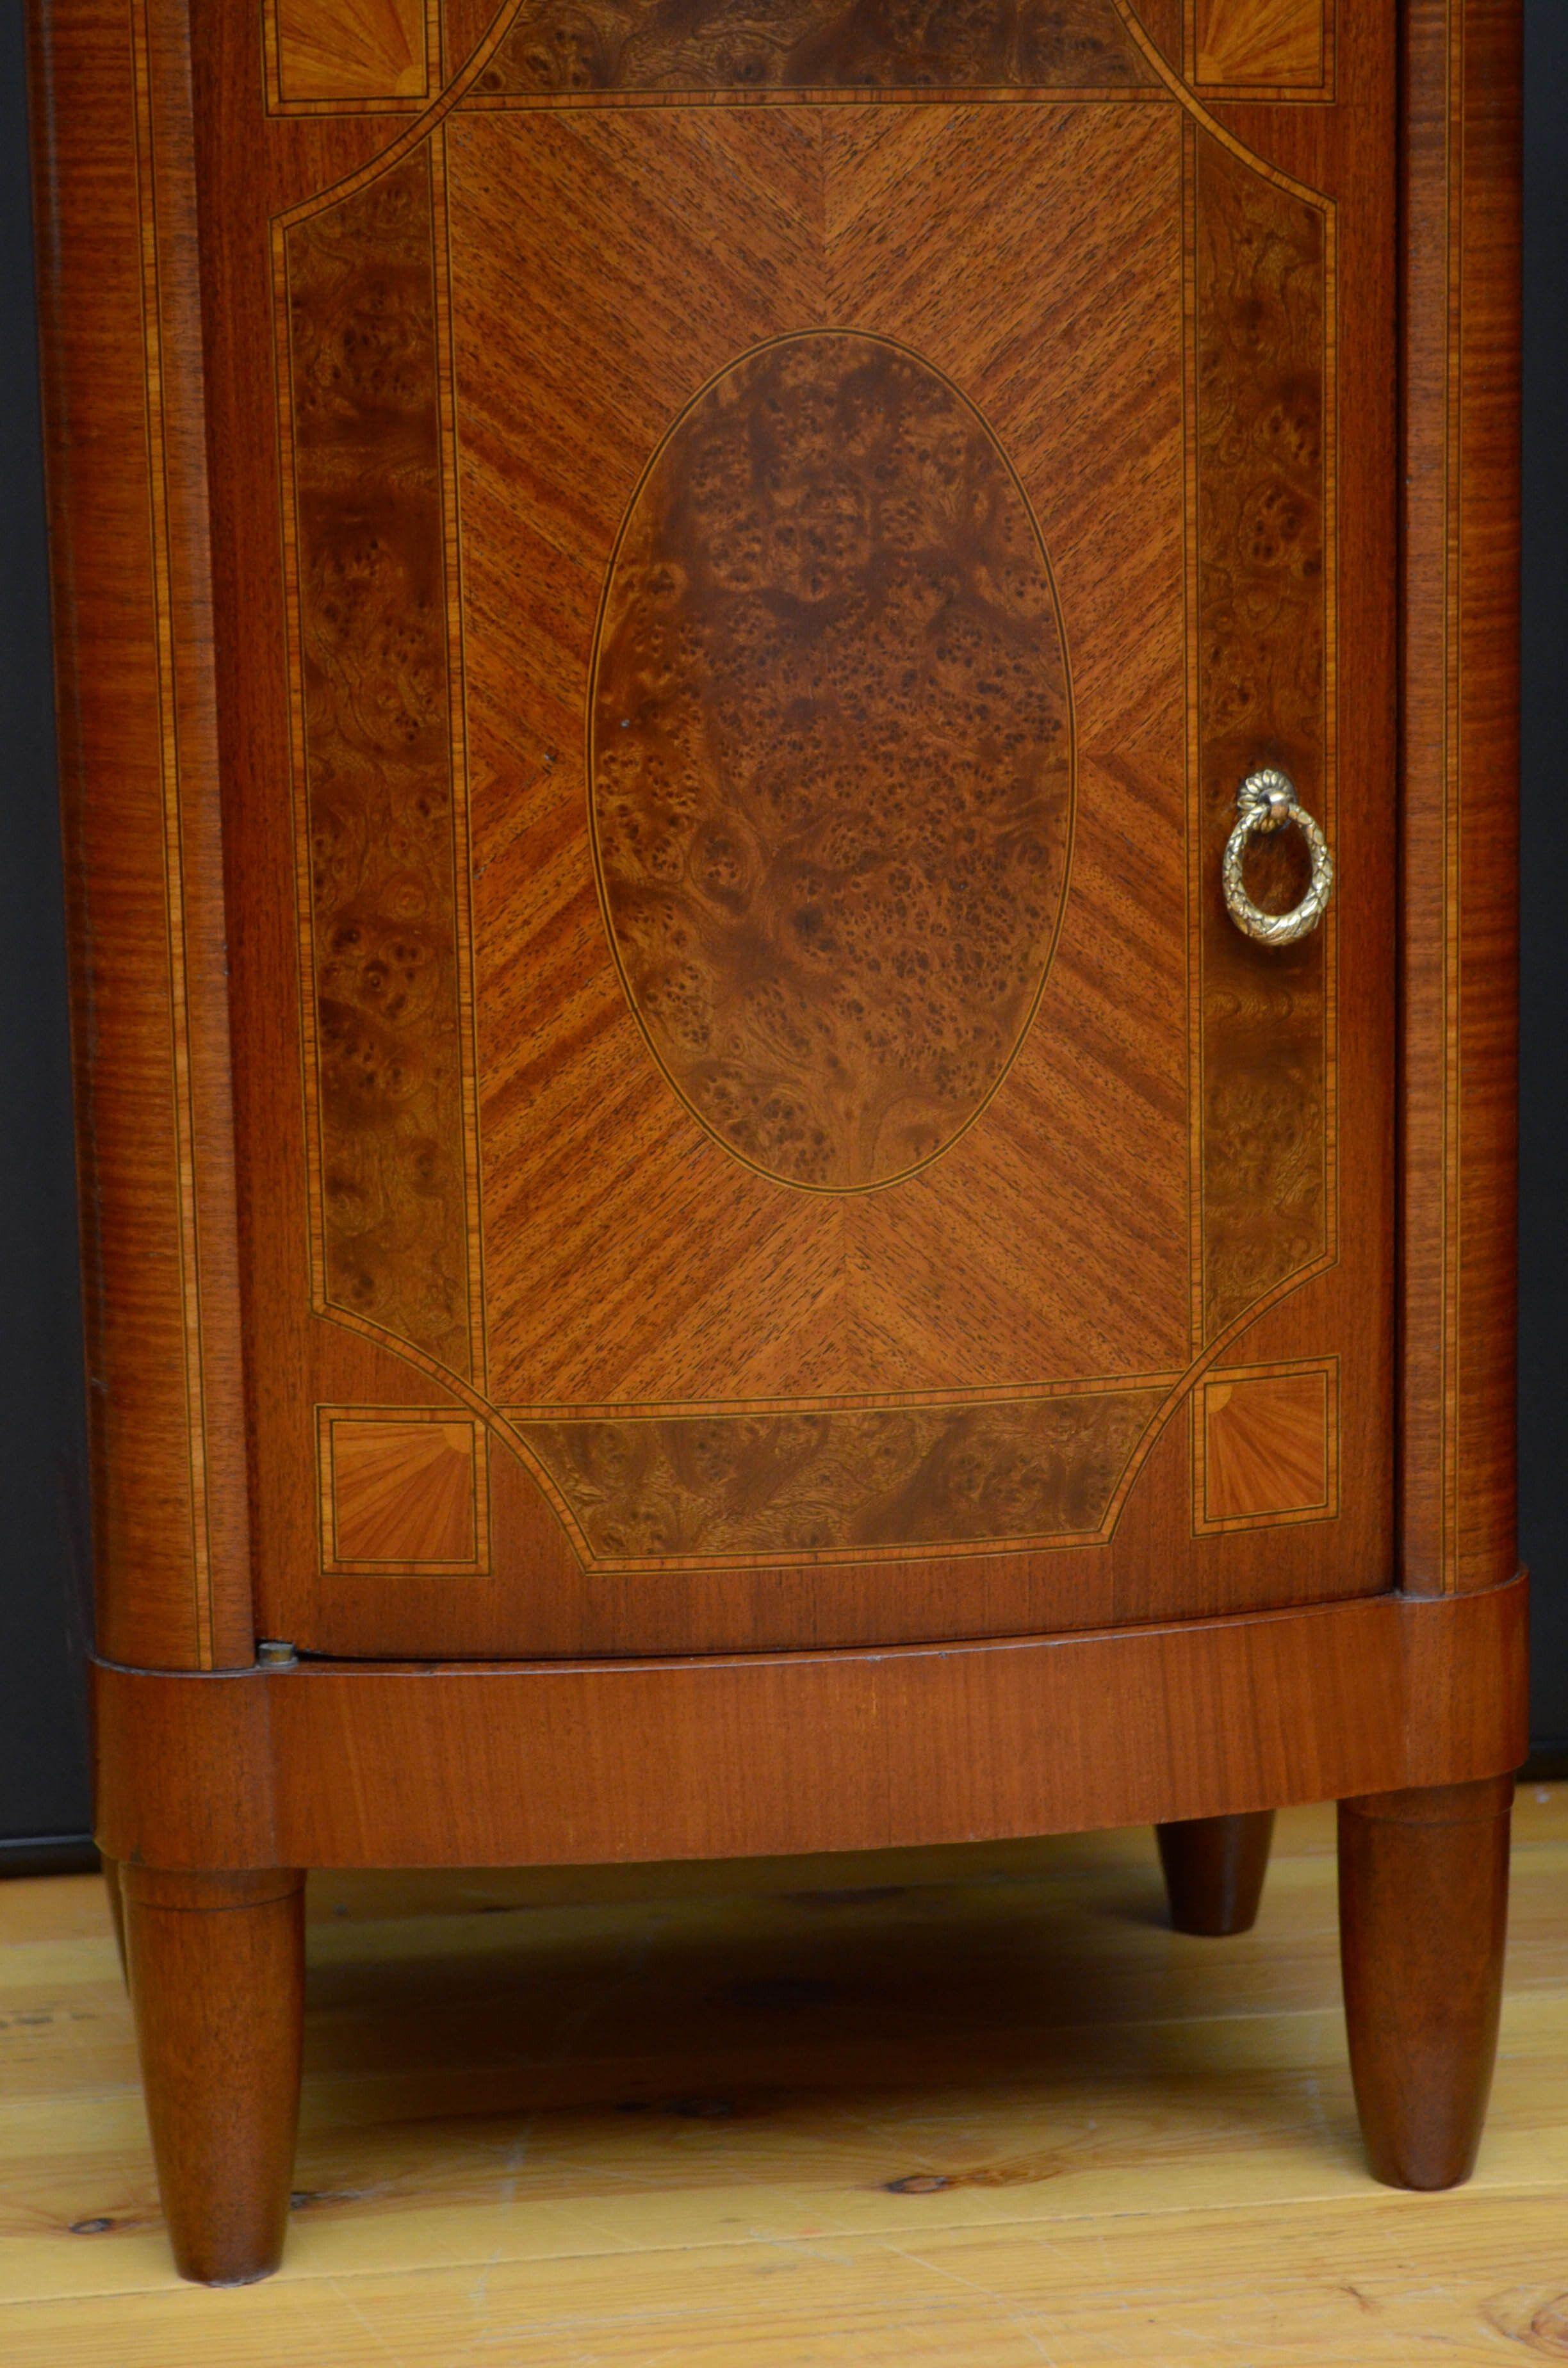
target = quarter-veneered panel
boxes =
[455,101,1193,1413]
[591,331,1072,1191]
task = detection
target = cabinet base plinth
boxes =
[95,1578,1527,1872]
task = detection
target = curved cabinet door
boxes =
[208,0,1396,1657]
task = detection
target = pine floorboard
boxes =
[1,1788,1565,2362]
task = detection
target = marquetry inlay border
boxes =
[270,29,1343,1576]
[1184,119,1338,1353]
[256,1,1339,122]
[505,1381,1174,1569]
[275,132,488,1395]
[317,1404,492,1574]
[264,0,443,115]
[1191,1355,1340,1536]
[1188,0,1336,104]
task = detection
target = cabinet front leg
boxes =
[1339,1777,1512,2190]
[121,1866,305,2284]
[1156,1811,1275,1936]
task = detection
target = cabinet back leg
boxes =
[101,1855,127,1986]
[1156,1811,1275,1935]
[1339,1777,1512,2190]
[121,1867,306,2284]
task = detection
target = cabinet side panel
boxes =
[27,0,253,1667]
[1402,0,1521,1597]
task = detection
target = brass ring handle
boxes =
[1221,768,1334,948]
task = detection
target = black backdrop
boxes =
[1,0,91,1868]
[3,1,1565,1863]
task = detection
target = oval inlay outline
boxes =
[589,329,1075,1192]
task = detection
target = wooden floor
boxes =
[3,1792,1567,2364]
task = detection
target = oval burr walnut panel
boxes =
[589,331,1073,1192]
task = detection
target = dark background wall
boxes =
[2,1,1565,1857]
[1,0,92,1868]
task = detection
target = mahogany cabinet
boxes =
[28,0,1523,2283]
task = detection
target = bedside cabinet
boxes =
[28,0,1523,2284]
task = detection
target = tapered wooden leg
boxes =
[1156,1811,1275,1936]
[1339,1777,1512,2191]
[121,1867,306,2284]
[101,1854,127,1985]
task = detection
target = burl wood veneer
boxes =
[28,0,1521,2284]
[591,329,1072,1196]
